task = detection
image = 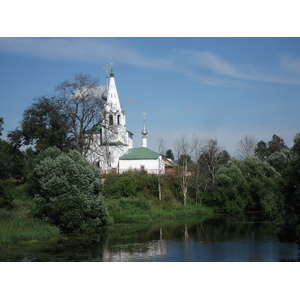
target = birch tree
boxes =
[174,135,193,206]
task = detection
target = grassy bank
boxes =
[0,183,60,246]
[0,210,60,246]
[105,197,214,223]
[1,182,214,246]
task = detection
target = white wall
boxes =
[119,157,165,174]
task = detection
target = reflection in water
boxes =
[0,214,299,262]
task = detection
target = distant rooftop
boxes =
[119,147,160,160]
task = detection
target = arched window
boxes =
[109,115,113,125]
[117,115,121,125]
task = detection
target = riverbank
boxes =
[104,197,214,223]
[0,183,60,246]
[0,183,214,246]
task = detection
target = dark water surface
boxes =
[1,214,299,262]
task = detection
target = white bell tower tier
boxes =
[101,65,128,146]
[105,68,121,113]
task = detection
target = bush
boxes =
[28,147,109,232]
[0,181,14,209]
[103,171,159,199]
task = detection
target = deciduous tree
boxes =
[55,73,105,157]
[174,135,193,206]
[8,96,70,152]
[235,134,257,159]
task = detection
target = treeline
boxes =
[103,133,300,242]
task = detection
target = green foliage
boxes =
[28,147,109,232]
[8,96,71,152]
[255,134,288,161]
[0,140,25,180]
[0,181,13,209]
[165,149,174,160]
[0,214,60,246]
[0,117,3,137]
[267,149,291,174]
[103,171,159,199]
[105,197,213,223]
[278,133,300,241]
[234,157,282,216]
[212,160,250,213]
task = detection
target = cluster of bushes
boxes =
[102,171,181,202]
[204,157,282,215]
[0,146,110,245]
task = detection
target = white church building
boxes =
[87,65,165,175]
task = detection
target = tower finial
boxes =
[142,112,148,148]
[103,63,110,87]
[110,62,114,77]
[142,112,148,135]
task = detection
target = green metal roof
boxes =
[119,147,160,160]
[84,125,102,134]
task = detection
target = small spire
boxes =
[142,112,148,148]
[141,112,148,136]
[110,62,114,77]
[110,68,114,77]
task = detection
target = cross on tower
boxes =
[103,62,114,86]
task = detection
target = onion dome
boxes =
[101,89,108,101]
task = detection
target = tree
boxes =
[267,149,291,174]
[8,96,70,152]
[254,140,269,161]
[0,140,25,180]
[198,139,229,186]
[235,134,257,159]
[156,138,165,201]
[213,160,251,213]
[174,135,193,206]
[278,133,300,242]
[166,149,174,160]
[0,117,3,137]
[55,73,105,157]
[255,134,288,161]
[268,134,288,154]
[234,157,282,215]
[190,134,203,205]
[28,147,109,232]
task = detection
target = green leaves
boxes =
[28,147,108,232]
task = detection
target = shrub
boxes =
[28,147,109,232]
[103,171,159,199]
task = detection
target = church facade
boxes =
[87,65,164,175]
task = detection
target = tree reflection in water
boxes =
[0,214,299,262]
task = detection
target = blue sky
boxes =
[0,37,299,155]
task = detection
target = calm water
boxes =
[0,214,299,262]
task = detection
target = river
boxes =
[0,214,298,262]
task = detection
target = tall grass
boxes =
[0,211,60,246]
[0,183,60,246]
[105,197,214,223]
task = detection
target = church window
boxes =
[109,115,113,125]
[117,115,121,125]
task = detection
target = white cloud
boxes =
[279,53,300,74]
[174,49,300,86]
[1,37,300,87]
